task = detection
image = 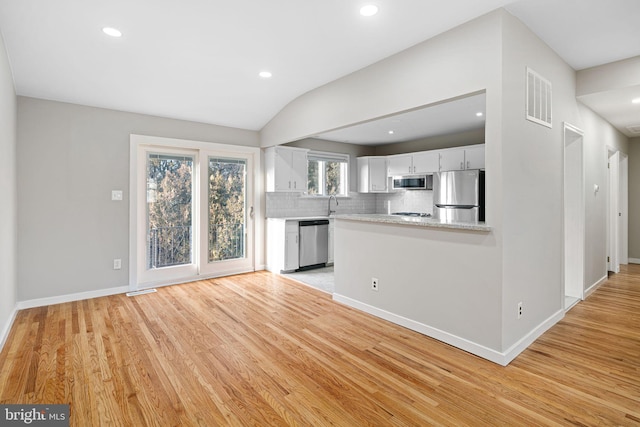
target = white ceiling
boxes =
[317,93,486,145]
[0,0,638,138]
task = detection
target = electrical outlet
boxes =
[517,302,523,319]
[371,277,379,291]
[113,259,122,270]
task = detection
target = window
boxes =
[307,151,349,196]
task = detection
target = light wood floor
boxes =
[1,266,639,426]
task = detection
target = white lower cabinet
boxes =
[266,219,299,273]
[328,219,334,265]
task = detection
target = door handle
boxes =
[249,206,254,219]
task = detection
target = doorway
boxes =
[563,123,584,311]
[607,149,629,274]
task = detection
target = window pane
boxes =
[325,160,342,195]
[308,159,319,195]
[209,157,246,262]
[146,154,193,269]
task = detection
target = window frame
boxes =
[306,150,350,197]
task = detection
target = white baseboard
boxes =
[333,293,564,366]
[17,286,130,310]
[585,275,608,298]
[628,258,640,264]
[501,309,564,365]
[0,305,19,353]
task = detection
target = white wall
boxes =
[260,12,503,149]
[629,137,640,259]
[577,103,628,286]
[272,10,506,351]
[0,31,17,347]
[499,12,584,349]
[17,97,259,301]
[260,7,633,361]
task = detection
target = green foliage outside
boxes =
[146,155,246,269]
[208,159,246,261]
[307,159,342,196]
[147,156,193,268]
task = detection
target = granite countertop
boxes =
[333,214,491,232]
[267,216,332,221]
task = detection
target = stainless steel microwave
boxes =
[392,174,433,190]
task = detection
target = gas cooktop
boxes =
[391,212,432,218]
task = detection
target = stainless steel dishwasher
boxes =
[298,219,329,270]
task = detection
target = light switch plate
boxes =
[111,190,123,201]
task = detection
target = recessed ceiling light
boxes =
[360,5,379,17]
[102,27,122,38]
[632,97,640,104]
[259,71,272,79]
[476,112,484,117]
[388,130,395,135]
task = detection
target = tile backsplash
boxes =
[376,190,434,215]
[266,190,434,218]
[266,192,377,218]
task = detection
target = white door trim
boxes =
[563,122,585,308]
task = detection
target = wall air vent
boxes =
[526,67,552,128]
[627,125,640,135]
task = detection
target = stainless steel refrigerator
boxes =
[433,169,485,223]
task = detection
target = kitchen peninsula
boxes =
[335,213,490,231]
[332,213,503,363]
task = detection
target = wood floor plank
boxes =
[1,267,639,425]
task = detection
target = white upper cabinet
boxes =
[463,145,485,170]
[289,149,308,191]
[387,155,413,176]
[358,156,388,193]
[265,146,309,192]
[439,148,466,171]
[388,151,440,175]
[439,144,485,171]
[411,151,440,173]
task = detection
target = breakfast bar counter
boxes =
[333,213,491,232]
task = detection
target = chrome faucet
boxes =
[328,195,338,216]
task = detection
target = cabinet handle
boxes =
[467,161,470,169]
[460,161,464,170]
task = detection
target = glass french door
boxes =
[137,149,198,285]
[136,145,254,288]
[199,154,254,276]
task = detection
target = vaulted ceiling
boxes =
[0,0,638,136]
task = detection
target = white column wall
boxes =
[0,31,17,347]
